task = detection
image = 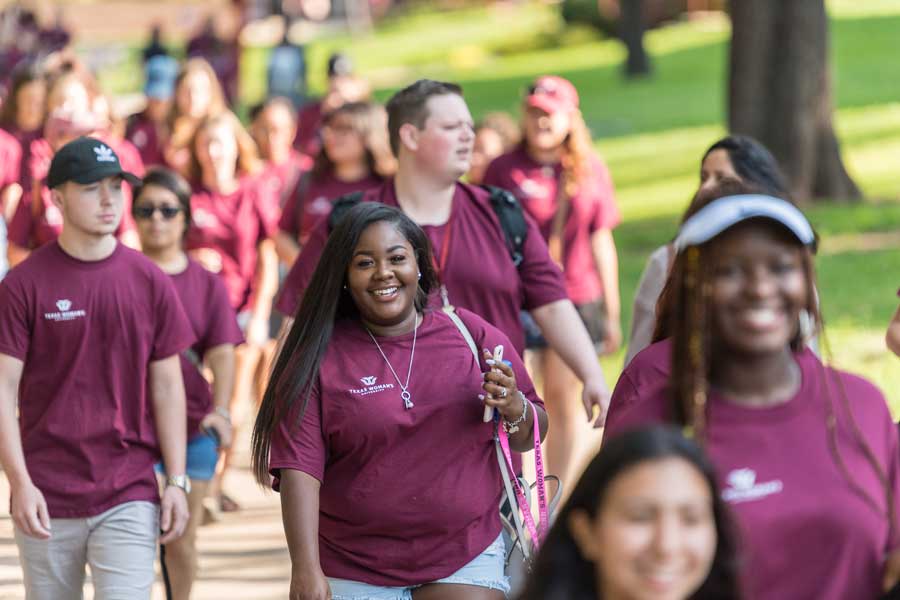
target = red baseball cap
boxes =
[525,76,579,116]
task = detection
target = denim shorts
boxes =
[328,534,509,599]
[154,432,220,481]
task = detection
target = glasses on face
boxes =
[134,205,182,220]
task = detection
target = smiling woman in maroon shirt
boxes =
[253,203,547,599]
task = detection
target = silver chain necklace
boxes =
[366,316,419,410]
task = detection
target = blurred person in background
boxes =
[293,51,371,157]
[483,75,622,489]
[165,58,228,177]
[467,111,520,185]
[142,22,170,64]
[517,426,741,600]
[184,111,279,516]
[251,96,312,216]
[186,13,240,106]
[127,54,180,168]
[0,60,46,222]
[625,135,790,366]
[134,167,242,600]
[7,65,143,267]
[274,101,394,267]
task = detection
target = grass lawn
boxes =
[88,1,900,407]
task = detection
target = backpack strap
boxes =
[326,191,366,232]
[481,185,528,267]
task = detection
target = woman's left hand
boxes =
[481,349,524,423]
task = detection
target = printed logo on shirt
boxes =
[192,207,219,228]
[307,196,332,216]
[93,145,116,163]
[131,130,148,149]
[45,299,86,322]
[722,468,783,504]
[349,377,395,397]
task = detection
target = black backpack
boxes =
[327,185,528,267]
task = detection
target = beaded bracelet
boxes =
[503,391,528,434]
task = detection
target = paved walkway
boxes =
[0,448,291,599]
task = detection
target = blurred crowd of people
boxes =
[1,8,900,600]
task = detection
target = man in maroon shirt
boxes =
[0,137,194,599]
[279,79,610,424]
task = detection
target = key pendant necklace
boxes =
[366,315,419,410]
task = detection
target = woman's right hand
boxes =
[290,566,331,600]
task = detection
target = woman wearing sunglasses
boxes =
[133,167,243,600]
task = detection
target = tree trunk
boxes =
[728,0,860,202]
[620,0,652,78]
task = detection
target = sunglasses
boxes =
[134,205,183,220]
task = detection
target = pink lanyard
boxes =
[496,403,548,548]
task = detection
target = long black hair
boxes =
[702,135,788,198]
[251,202,439,484]
[518,426,742,600]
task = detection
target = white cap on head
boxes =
[674,194,816,253]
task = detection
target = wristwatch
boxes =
[166,474,192,494]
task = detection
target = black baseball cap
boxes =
[47,136,141,189]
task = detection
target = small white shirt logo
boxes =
[93,145,116,163]
[348,377,394,397]
[45,299,86,322]
[722,468,783,504]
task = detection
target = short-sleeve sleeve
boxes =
[587,155,621,233]
[0,136,22,187]
[254,180,281,242]
[200,271,244,351]
[516,210,568,311]
[269,378,326,486]
[151,272,196,360]
[275,216,329,316]
[0,278,32,360]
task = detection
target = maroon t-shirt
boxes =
[169,259,243,437]
[0,242,195,518]
[269,308,544,586]
[278,170,383,247]
[8,136,142,249]
[185,177,280,311]
[293,101,323,157]
[0,126,38,188]
[125,111,165,168]
[258,151,313,211]
[276,180,567,355]
[483,146,621,305]
[606,346,900,600]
